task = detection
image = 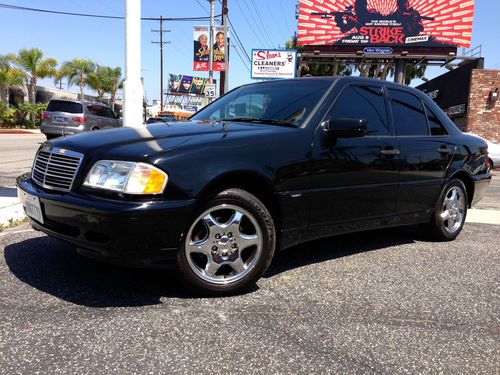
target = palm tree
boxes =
[13,48,57,104]
[87,65,109,102]
[105,67,122,111]
[53,68,66,90]
[61,58,95,100]
[0,55,26,107]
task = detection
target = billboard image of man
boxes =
[190,77,206,95]
[168,74,182,93]
[395,0,430,37]
[194,33,210,63]
[213,31,225,68]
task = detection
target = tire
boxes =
[91,127,100,131]
[177,188,276,296]
[45,134,58,140]
[420,179,468,241]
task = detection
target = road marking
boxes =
[0,228,35,237]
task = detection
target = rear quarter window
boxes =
[47,101,83,114]
[388,89,428,136]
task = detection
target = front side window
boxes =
[388,89,428,136]
[191,80,332,127]
[329,85,389,136]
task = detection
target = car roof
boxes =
[48,99,110,107]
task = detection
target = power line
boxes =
[241,0,274,48]
[194,0,210,14]
[232,44,251,73]
[249,0,277,47]
[233,0,268,48]
[0,3,219,21]
[227,16,251,63]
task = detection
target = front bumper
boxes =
[16,174,195,268]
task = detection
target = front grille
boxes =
[32,146,84,192]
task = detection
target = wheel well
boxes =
[450,171,474,207]
[195,172,281,230]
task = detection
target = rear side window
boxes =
[424,103,448,136]
[388,89,428,136]
[330,85,389,136]
[86,105,106,117]
[47,101,83,114]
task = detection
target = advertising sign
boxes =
[297,0,474,48]
[251,50,297,80]
[193,26,227,71]
[168,74,215,96]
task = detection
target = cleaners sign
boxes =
[251,49,297,80]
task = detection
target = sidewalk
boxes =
[0,187,25,227]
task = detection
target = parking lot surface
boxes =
[0,222,498,374]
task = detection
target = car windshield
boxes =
[191,80,332,127]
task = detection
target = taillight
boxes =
[72,116,87,123]
[41,113,49,119]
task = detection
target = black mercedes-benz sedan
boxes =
[17,77,491,295]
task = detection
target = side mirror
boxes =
[323,118,368,138]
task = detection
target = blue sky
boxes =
[0,0,499,103]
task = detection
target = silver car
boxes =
[41,100,121,140]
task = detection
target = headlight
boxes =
[83,160,168,195]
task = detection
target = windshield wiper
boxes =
[218,117,296,128]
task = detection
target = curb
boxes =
[0,201,25,227]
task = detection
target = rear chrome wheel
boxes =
[421,179,467,241]
[440,186,466,235]
[178,189,276,295]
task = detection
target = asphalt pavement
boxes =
[0,222,498,374]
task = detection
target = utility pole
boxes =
[219,0,228,95]
[123,0,143,128]
[152,16,171,111]
[394,59,406,84]
[208,0,215,85]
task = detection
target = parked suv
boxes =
[41,100,121,140]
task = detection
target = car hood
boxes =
[49,120,293,158]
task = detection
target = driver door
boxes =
[309,84,400,226]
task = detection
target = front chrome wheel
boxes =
[185,204,263,285]
[440,186,466,234]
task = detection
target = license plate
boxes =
[53,116,67,123]
[18,189,44,224]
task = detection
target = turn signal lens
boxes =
[125,163,168,194]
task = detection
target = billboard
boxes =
[297,0,474,48]
[168,74,215,96]
[193,26,227,71]
[251,50,297,79]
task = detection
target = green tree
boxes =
[53,68,66,90]
[0,54,26,108]
[13,48,57,105]
[61,58,96,100]
[87,65,109,102]
[285,37,353,77]
[105,67,122,111]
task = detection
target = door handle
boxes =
[380,149,400,156]
[437,147,452,154]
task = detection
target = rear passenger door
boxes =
[388,88,455,214]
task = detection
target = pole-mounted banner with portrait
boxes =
[193,25,228,71]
